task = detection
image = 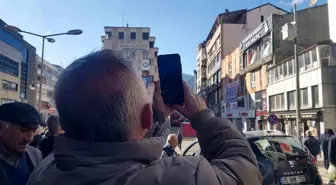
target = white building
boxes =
[36,55,64,118]
[329,0,336,42]
[267,43,336,136]
[101,26,159,101]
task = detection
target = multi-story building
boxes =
[36,55,64,118]
[266,4,332,136]
[329,0,336,43]
[101,26,159,101]
[0,19,37,106]
[196,42,207,97]
[203,3,287,117]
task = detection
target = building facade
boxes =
[196,42,207,97]
[36,55,64,119]
[266,4,332,136]
[203,3,287,117]
[0,19,37,106]
[101,26,159,101]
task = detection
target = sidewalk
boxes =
[316,155,328,183]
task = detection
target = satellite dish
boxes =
[309,0,318,7]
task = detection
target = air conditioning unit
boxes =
[282,22,297,41]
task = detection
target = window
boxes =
[149,41,154,48]
[118,32,124,39]
[142,51,149,59]
[311,48,318,67]
[270,93,285,111]
[228,62,232,76]
[279,65,283,79]
[270,68,275,83]
[251,71,256,88]
[288,91,295,110]
[283,62,288,77]
[299,54,304,72]
[142,32,149,40]
[154,51,158,57]
[304,52,311,70]
[106,32,112,39]
[122,50,136,59]
[130,32,136,40]
[2,80,18,91]
[275,67,279,81]
[288,60,294,75]
[312,86,319,107]
[0,54,19,77]
[261,15,264,23]
[300,88,308,108]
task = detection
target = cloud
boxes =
[292,0,305,4]
[45,30,51,35]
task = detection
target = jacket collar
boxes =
[54,136,165,166]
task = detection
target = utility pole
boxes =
[293,3,301,139]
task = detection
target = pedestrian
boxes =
[29,128,44,148]
[0,102,44,185]
[320,129,328,158]
[38,115,63,158]
[177,129,183,150]
[303,130,320,158]
[323,129,334,169]
[26,50,262,185]
[327,133,336,184]
[161,134,179,158]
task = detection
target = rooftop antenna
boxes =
[309,0,318,7]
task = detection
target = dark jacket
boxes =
[160,145,178,158]
[303,136,320,156]
[0,146,43,185]
[328,135,336,165]
[322,134,332,156]
[30,134,43,148]
[26,109,262,185]
[39,136,56,158]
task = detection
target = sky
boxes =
[0,0,327,75]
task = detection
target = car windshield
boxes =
[250,136,308,161]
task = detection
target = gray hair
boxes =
[54,50,149,142]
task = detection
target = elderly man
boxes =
[27,50,262,185]
[0,102,44,185]
[161,134,178,158]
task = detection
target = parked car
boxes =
[181,131,322,185]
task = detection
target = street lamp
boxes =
[5,25,83,113]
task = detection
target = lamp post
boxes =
[5,25,83,113]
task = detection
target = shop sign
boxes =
[256,110,267,117]
[225,80,239,109]
[240,20,270,51]
[121,43,149,51]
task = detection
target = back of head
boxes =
[47,115,60,136]
[55,50,149,142]
[306,130,312,137]
[327,129,334,135]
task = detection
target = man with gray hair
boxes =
[27,50,262,185]
[161,134,178,158]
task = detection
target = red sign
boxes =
[240,112,248,117]
[227,113,232,117]
[256,110,267,117]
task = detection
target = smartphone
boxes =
[157,54,184,105]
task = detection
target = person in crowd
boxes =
[303,130,320,158]
[29,129,44,148]
[323,129,334,169]
[328,133,336,184]
[38,115,63,158]
[161,134,178,158]
[26,50,262,185]
[177,130,183,150]
[320,129,328,158]
[0,102,44,185]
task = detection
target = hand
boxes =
[174,81,207,119]
[152,81,174,117]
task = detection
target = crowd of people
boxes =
[0,50,262,185]
[303,129,336,183]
